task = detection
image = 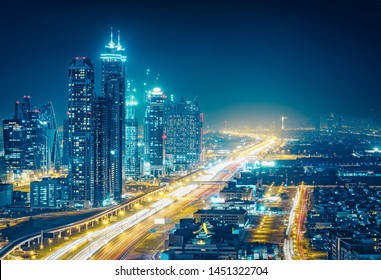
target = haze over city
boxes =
[2,0,381,127]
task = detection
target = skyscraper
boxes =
[67,57,95,208]
[2,118,24,178]
[100,29,126,201]
[144,87,166,177]
[164,98,203,173]
[38,101,61,173]
[125,85,139,179]
[93,96,110,207]
[2,96,60,179]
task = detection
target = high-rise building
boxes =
[164,98,202,172]
[125,85,139,179]
[100,29,126,201]
[67,57,95,208]
[144,87,166,177]
[93,96,110,207]
[2,96,60,178]
[2,118,24,178]
[38,102,61,173]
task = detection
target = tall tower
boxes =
[125,84,139,179]
[93,96,110,207]
[164,98,202,173]
[144,87,166,177]
[281,116,287,130]
[100,28,127,201]
[38,101,61,173]
[67,57,95,208]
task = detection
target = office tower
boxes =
[100,29,126,201]
[2,97,61,179]
[67,57,95,208]
[144,87,166,177]
[93,96,110,207]
[2,118,25,178]
[23,96,40,170]
[38,102,61,173]
[125,85,139,179]
[164,98,202,172]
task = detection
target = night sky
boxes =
[1,0,381,127]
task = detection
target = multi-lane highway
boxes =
[42,138,275,260]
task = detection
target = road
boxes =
[43,138,274,260]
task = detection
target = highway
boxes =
[43,138,275,260]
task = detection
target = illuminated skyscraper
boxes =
[67,57,95,208]
[164,98,203,172]
[100,28,126,201]
[2,118,24,178]
[125,84,139,179]
[144,87,166,177]
[2,96,60,179]
[38,101,61,173]
[93,96,110,207]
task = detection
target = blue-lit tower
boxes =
[100,28,127,202]
[125,83,140,179]
[144,87,167,177]
[67,57,95,208]
[164,98,203,173]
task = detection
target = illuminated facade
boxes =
[2,97,60,178]
[2,118,24,178]
[100,29,126,201]
[144,87,166,177]
[38,101,61,173]
[93,96,110,207]
[164,98,202,172]
[67,57,95,208]
[125,84,140,179]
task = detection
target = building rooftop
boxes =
[194,209,247,215]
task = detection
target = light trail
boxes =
[44,138,274,260]
[283,186,301,260]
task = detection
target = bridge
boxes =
[0,169,209,259]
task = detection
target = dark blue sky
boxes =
[1,0,381,127]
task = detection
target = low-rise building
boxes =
[30,177,67,210]
[193,209,248,226]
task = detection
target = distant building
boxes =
[144,87,167,177]
[30,178,67,210]
[67,57,95,208]
[0,184,13,207]
[61,118,69,166]
[193,209,248,226]
[164,98,202,173]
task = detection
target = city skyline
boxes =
[2,0,381,263]
[2,0,381,127]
